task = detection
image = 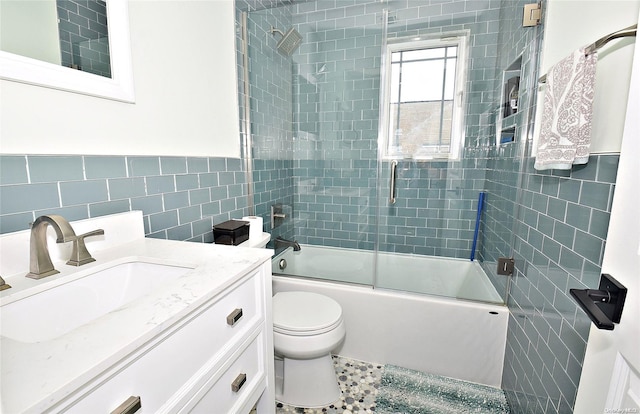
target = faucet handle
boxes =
[67,229,105,266]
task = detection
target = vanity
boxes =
[0,211,275,413]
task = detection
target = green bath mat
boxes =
[376,365,510,414]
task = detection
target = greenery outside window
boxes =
[381,33,468,160]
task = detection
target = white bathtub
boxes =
[273,245,504,304]
[271,245,508,387]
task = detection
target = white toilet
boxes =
[272,291,346,408]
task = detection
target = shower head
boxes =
[270,27,302,56]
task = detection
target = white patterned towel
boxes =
[534,47,598,170]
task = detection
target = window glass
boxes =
[383,36,466,160]
[390,64,401,104]
[444,58,457,99]
[402,48,445,61]
[399,60,445,102]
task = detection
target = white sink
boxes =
[0,260,194,343]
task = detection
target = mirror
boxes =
[1,0,111,78]
[0,0,134,102]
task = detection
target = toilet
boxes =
[272,291,346,408]
[239,232,346,407]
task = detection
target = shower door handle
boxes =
[389,160,398,205]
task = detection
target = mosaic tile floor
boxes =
[275,356,510,414]
[276,356,382,413]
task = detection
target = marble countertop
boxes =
[0,238,272,414]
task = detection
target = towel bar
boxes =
[539,24,637,84]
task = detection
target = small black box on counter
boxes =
[212,220,250,245]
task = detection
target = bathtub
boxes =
[272,245,504,304]
[272,245,508,387]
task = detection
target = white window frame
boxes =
[380,31,469,160]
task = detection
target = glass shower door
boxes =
[285,0,387,286]
[372,2,543,305]
[372,7,484,297]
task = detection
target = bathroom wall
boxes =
[481,127,619,414]
[0,155,248,241]
[478,0,542,306]
[290,0,383,250]
[379,157,487,256]
[0,2,249,239]
[502,154,618,414]
[0,0,240,158]
[237,0,296,243]
[537,0,640,154]
[480,1,625,413]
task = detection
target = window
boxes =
[381,34,468,160]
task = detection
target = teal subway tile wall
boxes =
[0,155,249,241]
[500,154,618,414]
[238,0,507,253]
[480,1,619,413]
[237,0,296,243]
[288,0,503,253]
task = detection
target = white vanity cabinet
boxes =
[49,262,275,414]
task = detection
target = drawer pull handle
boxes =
[226,308,243,326]
[111,396,141,414]
[231,373,247,392]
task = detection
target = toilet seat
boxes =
[273,291,343,336]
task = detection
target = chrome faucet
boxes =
[26,215,104,279]
[274,237,301,252]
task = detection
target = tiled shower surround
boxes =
[239,3,296,242]
[290,0,503,252]
[505,156,618,414]
[241,0,508,254]
[240,1,619,414]
[0,1,622,414]
[487,150,618,414]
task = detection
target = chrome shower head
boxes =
[270,27,302,56]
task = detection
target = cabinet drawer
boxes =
[183,330,266,414]
[60,271,264,413]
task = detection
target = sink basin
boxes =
[0,260,194,343]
